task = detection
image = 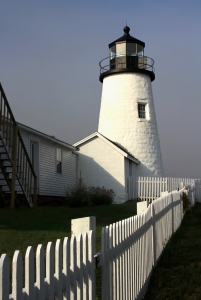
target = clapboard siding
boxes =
[71,154,78,185]
[37,139,73,196]
[19,130,30,153]
[19,127,77,197]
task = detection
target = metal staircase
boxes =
[0,83,37,208]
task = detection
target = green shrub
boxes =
[65,175,115,207]
[65,176,89,207]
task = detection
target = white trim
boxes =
[18,122,77,151]
[73,132,140,164]
[56,147,62,175]
[137,100,150,120]
[138,119,150,122]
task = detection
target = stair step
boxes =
[2,186,22,192]
[3,160,11,166]
[0,149,7,155]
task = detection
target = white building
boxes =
[19,123,78,202]
[74,26,164,203]
[74,132,139,203]
[0,82,78,207]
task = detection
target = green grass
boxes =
[0,200,137,263]
[143,203,201,300]
[0,201,137,298]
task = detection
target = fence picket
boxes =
[0,254,9,300]
[12,251,22,300]
[88,230,95,300]
[63,237,70,300]
[77,234,83,300]
[115,222,120,300]
[24,246,34,299]
[46,242,54,300]
[118,221,123,300]
[112,224,116,300]
[121,220,126,300]
[70,236,77,300]
[55,239,62,299]
[36,244,45,299]
[83,232,88,300]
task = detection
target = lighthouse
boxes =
[98,26,164,177]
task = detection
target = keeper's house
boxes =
[18,123,78,201]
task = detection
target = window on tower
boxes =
[138,103,146,119]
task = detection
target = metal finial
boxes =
[123,25,130,35]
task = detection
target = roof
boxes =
[109,26,145,48]
[18,122,78,151]
[73,132,140,164]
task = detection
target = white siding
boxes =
[19,128,77,197]
[36,139,71,196]
[78,137,128,203]
[20,130,30,153]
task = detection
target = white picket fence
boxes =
[0,186,197,300]
[101,189,184,300]
[127,176,201,202]
[0,232,95,300]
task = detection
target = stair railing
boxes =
[0,83,37,208]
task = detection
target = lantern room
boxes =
[99,26,155,82]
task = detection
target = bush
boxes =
[88,186,115,206]
[65,175,115,207]
[65,176,89,207]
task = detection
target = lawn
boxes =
[0,201,137,263]
[0,201,137,297]
[143,203,201,300]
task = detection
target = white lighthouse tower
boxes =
[98,26,164,177]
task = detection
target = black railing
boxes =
[99,55,155,75]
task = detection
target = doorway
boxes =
[30,140,39,193]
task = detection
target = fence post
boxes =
[71,216,96,299]
[151,204,156,267]
[171,192,174,235]
[10,124,18,209]
[71,216,96,255]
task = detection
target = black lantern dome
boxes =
[99,26,155,82]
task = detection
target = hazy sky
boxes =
[1,1,201,179]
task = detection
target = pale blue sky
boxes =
[1,0,201,178]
